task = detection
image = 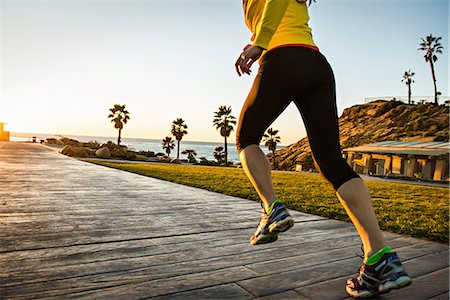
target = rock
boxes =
[157,156,171,163]
[366,108,378,117]
[65,146,89,158]
[84,147,96,157]
[170,158,181,164]
[95,147,111,159]
[135,154,148,161]
[61,145,72,155]
[275,100,449,171]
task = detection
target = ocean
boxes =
[11,133,281,162]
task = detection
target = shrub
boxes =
[138,150,156,157]
[82,140,101,150]
[198,157,218,166]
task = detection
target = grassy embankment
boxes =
[93,161,449,243]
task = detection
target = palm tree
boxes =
[418,34,444,104]
[262,128,281,168]
[213,106,237,165]
[213,146,225,164]
[401,70,415,104]
[108,104,130,146]
[171,118,188,159]
[181,149,197,163]
[161,136,175,157]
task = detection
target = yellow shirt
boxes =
[243,0,317,51]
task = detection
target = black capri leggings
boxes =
[236,46,359,190]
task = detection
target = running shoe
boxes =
[250,200,295,245]
[346,250,412,298]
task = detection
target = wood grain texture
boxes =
[0,142,448,299]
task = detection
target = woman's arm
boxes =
[253,0,290,49]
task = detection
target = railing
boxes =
[364,96,450,105]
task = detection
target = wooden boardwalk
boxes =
[0,142,448,299]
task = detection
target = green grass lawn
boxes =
[92,161,449,243]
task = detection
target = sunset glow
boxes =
[1,0,448,144]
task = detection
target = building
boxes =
[0,123,10,142]
[344,141,449,181]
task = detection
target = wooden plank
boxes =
[0,210,320,238]
[295,277,349,300]
[0,221,258,253]
[0,221,358,277]
[1,143,448,299]
[3,266,259,299]
[0,232,362,291]
[237,242,448,297]
[336,240,448,269]
[1,236,254,286]
[295,249,449,299]
[401,250,449,277]
[152,283,254,300]
[428,291,450,300]
[0,224,344,273]
[384,268,449,299]
[245,236,421,276]
[0,214,351,254]
[239,257,360,297]
[0,232,372,299]
[0,229,248,265]
[0,213,255,238]
[256,290,310,299]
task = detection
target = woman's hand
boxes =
[235,45,264,76]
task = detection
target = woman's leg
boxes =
[295,87,386,259]
[236,53,296,245]
[236,57,292,212]
[239,145,277,212]
[336,178,386,258]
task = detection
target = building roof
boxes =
[344,141,450,157]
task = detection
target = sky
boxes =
[1,0,449,145]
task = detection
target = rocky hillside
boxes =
[275,100,449,170]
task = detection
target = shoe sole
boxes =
[269,217,294,234]
[250,232,278,245]
[379,276,413,294]
[346,276,413,298]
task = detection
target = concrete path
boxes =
[0,142,448,299]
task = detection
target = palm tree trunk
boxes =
[429,60,438,104]
[177,140,180,159]
[224,136,228,165]
[117,129,122,146]
[408,83,411,104]
[272,150,277,169]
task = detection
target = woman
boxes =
[234,0,412,298]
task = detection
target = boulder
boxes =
[66,146,89,158]
[61,145,72,155]
[95,147,111,159]
[135,154,148,161]
[84,147,96,157]
[157,156,171,163]
[170,158,182,164]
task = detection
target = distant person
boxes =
[234,0,412,298]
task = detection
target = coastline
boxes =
[10,132,279,162]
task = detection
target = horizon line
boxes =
[10,131,291,147]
